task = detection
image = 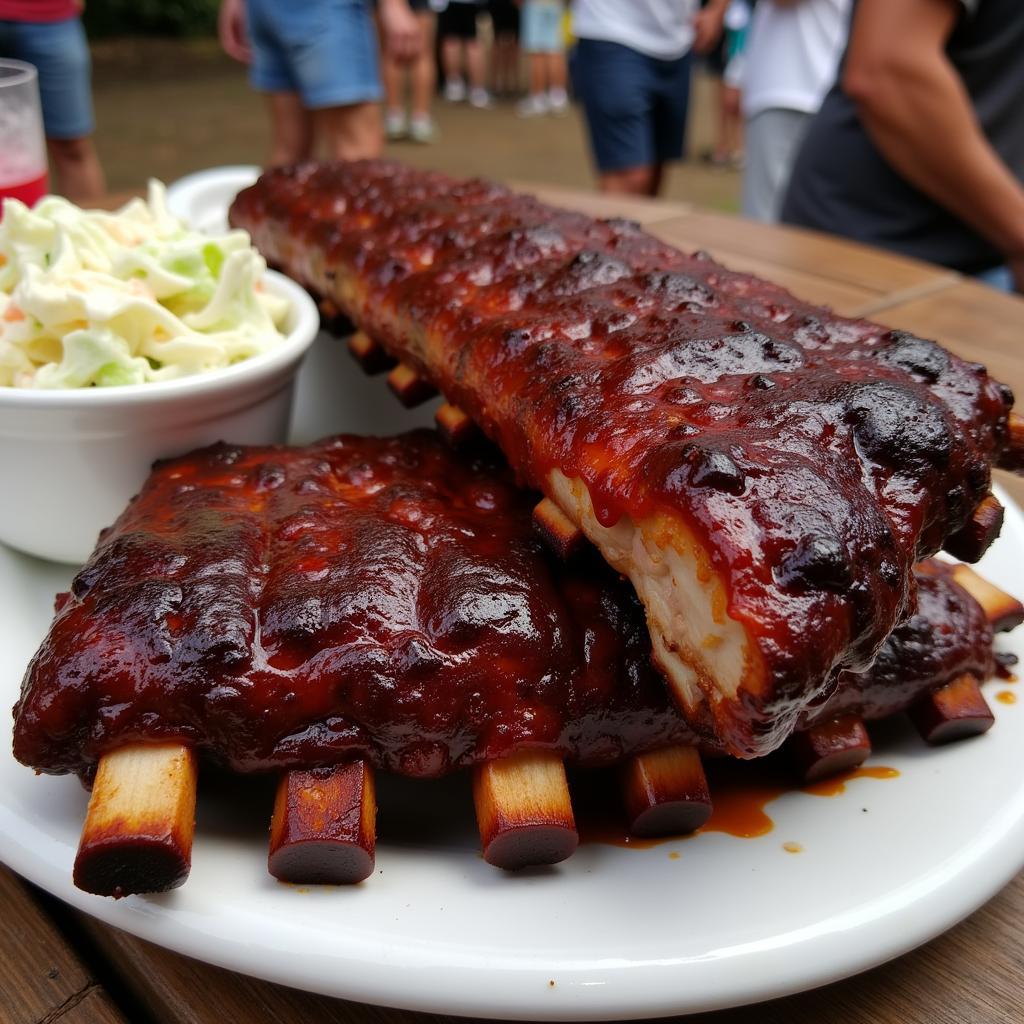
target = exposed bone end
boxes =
[949,563,1024,632]
[317,298,355,337]
[74,743,198,897]
[387,362,440,407]
[623,745,712,837]
[533,498,586,560]
[347,330,397,375]
[472,750,578,870]
[944,495,1004,562]
[435,402,478,448]
[908,674,995,745]
[268,762,376,885]
[998,412,1024,473]
[788,715,872,784]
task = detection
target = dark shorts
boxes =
[438,2,479,39]
[573,38,692,173]
[0,16,93,139]
[488,0,519,37]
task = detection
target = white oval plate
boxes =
[2,341,1024,1018]
[165,165,260,235]
[3,172,1024,1019]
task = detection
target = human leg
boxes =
[11,17,104,201]
[741,109,811,222]
[313,102,383,160]
[410,11,436,120]
[266,92,314,164]
[546,51,568,112]
[381,43,407,138]
[573,39,658,195]
[465,34,490,106]
[264,0,384,157]
[648,51,692,196]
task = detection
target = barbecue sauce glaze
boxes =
[230,161,1013,755]
[13,433,995,779]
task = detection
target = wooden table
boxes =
[5,185,1024,1024]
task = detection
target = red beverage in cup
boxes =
[0,60,48,220]
[0,170,48,209]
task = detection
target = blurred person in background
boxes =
[382,0,437,142]
[0,0,105,201]
[571,0,728,197]
[517,0,569,117]
[741,0,849,222]
[438,0,492,107]
[783,0,1024,293]
[488,0,520,97]
[699,0,750,169]
[218,0,421,164]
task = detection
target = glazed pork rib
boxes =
[13,432,1021,896]
[14,431,708,892]
[230,161,1020,758]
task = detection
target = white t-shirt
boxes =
[571,0,699,61]
[741,0,852,119]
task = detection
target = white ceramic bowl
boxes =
[0,271,319,564]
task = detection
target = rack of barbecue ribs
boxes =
[12,431,1022,897]
[229,161,1024,758]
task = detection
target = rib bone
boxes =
[74,743,197,897]
[472,750,578,869]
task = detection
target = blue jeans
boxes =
[0,17,93,138]
[246,0,382,108]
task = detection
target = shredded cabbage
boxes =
[0,182,288,388]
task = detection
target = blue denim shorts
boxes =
[573,38,692,173]
[521,1,563,54]
[0,17,94,139]
[246,0,382,108]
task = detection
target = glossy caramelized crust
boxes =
[230,161,1015,756]
[12,432,698,779]
[806,567,995,726]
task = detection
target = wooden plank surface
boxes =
[0,870,125,1024]
[520,180,692,226]
[641,209,955,296]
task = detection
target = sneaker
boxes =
[469,87,493,109]
[516,93,549,118]
[444,78,466,103]
[385,109,408,141]
[409,115,436,144]
[547,89,569,116]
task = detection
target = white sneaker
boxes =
[516,93,549,118]
[469,87,493,109]
[385,110,408,140]
[444,78,466,102]
[409,115,436,144]
[547,89,569,116]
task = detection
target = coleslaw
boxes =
[0,182,288,388]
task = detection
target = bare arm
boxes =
[218,0,251,63]
[693,0,729,54]
[378,0,423,62]
[843,0,1024,289]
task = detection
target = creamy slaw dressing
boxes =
[0,182,287,388]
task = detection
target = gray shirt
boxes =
[781,0,1024,274]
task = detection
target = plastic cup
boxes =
[0,59,48,210]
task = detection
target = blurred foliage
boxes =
[83,0,220,38]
